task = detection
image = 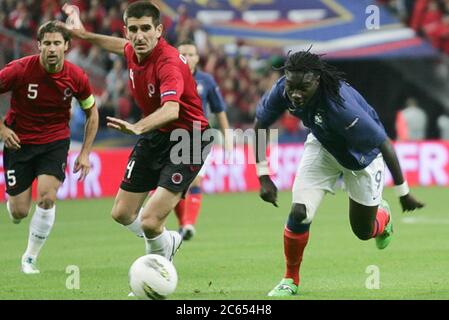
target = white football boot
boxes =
[179,224,196,241]
[21,255,40,274]
[164,231,182,262]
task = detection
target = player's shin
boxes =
[371,205,389,238]
[24,205,56,260]
[284,221,310,285]
[174,199,186,227]
[184,186,202,226]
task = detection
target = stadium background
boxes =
[0,0,449,300]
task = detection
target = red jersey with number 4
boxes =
[124,38,208,132]
[0,55,93,144]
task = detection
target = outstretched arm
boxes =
[62,4,127,55]
[107,101,180,135]
[379,138,425,212]
[254,120,278,207]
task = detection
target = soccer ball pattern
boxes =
[129,254,178,300]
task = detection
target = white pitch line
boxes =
[401,217,449,225]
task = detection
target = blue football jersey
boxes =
[256,76,388,170]
[194,70,227,118]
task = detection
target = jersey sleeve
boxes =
[255,81,287,128]
[157,56,184,105]
[330,99,387,151]
[123,42,133,60]
[0,60,23,94]
[206,75,226,113]
[75,70,95,110]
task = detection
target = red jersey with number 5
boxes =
[124,38,208,132]
[0,55,93,144]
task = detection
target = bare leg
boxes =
[349,198,378,240]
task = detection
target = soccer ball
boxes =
[129,254,178,300]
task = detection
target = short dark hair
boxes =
[177,39,197,48]
[37,21,71,43]
[176,40,198,54]
[281,48,346,106]
[124,1,160,26]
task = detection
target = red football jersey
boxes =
[124,38,208,132]
[0,55,93,144]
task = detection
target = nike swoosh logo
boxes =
[345,117,359,130]
[279,285,295,294]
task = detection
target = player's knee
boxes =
[111,200,141,225]
[111,204,129,225]
[287,203,311,233]
[9,203,30,219]
[290,203,308,224]
[37,196,55,210]
[352,227,372,241]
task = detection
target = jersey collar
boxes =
[132,37,165,66]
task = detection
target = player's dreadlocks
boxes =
[280,48,346,106]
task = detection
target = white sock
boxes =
[125,207,144,238]
[6,200,18,222]
[6,200,11,214]
[144,228,171,255]
[24,205,56,259]
[6,200,14,220]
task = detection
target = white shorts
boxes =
[292,134,385,207]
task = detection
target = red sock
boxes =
[174,199,186,227]
[372,207,389,238]
[184,193,202,225]
[283,228,309,285]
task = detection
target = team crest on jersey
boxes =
[314,113,323,126]
[63,88,73,101]
[171,173,183,185]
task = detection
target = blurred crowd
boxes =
[0,0,286,136]
[381,0,449,56]
[380,0,449,139]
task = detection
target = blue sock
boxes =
[189,186,201,195]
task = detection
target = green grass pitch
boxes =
[1,187,448,300]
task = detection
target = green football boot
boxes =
[267,278,298,297]
[375,199,393,250]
